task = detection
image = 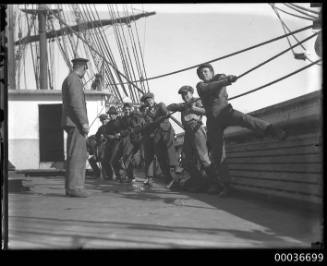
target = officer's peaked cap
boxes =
[71,57,89,65]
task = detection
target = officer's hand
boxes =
[228,75,238,83]
[82,123,90,135]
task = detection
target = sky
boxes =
[13,3,322,133]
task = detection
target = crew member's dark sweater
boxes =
[196,74,232,119]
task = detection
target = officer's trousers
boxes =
[64,126,88,192]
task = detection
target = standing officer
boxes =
[103,106,122,180]
[141,92,181,186]
[167,86,211,192]
[61,57,90,198]
[196,63,287,196]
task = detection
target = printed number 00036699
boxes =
[274,253,324,262]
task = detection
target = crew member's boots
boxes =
[216,162,230,197]
[204,164,222,194]
[88,156,100,178]
[265,124,288,140]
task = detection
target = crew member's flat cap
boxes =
[99,114,108,121]
[107,106,118,115]
[123,102,133,108]
[71,58,89,64]
[140,92,154,102]
[178,86,194,94]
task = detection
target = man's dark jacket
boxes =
[61,72,89,130]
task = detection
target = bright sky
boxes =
[15,3,322,133]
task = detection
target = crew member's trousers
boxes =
[143,129,178,179]
[64,126,88,192]
[114,136,136,179]
[207,106,270,168]
[182,126,211,171]
[101,139,120,179]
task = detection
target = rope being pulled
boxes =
[229,59,321,100]
[166,59,321,122]
[236,32,318,79]
[107,25,313,85]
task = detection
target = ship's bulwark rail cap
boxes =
[8,89,112,99]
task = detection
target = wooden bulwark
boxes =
[224,91,322,205]
[175,91,322,205]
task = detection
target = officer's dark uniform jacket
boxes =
[196,74,231,120]
[61,72,88,131]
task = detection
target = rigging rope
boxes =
[229,59,321,100]
[270,5,306,51]
[283,3,318,20]
[288,3,320,15]
[46,6,146,96]
[106,25,313,85]
[273,6,315,21]
[236,32,318,79]
[272,6,297,57]
[89,5,125,102]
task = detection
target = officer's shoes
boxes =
[66,189,89,198]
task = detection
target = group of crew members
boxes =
[62,57,287,198]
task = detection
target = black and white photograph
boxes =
[1,3,323,251]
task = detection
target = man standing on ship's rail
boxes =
[196,63,287,197]
[61,58,90,198]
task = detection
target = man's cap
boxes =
[123,102,133,109]
[139,104,146,112]
[71,57,89,65]
[99,114,108,121]
[140,92,154,102]
[178,85,194,94]
[107,106,118,115]
[196,63,214,79]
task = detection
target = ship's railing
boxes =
[175,90,322,205]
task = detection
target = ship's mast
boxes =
[21,5,61,90]
[38,5,48,90]
[7,5,16,90]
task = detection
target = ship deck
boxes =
[7,171,322,249]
